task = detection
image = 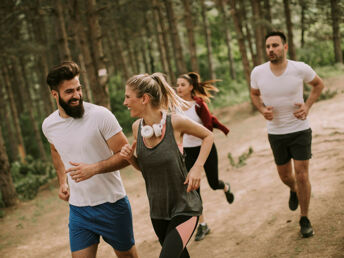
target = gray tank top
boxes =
[136,114,202,220]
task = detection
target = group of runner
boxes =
[42,30,324,257]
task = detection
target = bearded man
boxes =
[250,31,324,238]
[42,61,138,258]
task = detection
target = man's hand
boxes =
[66,162,96,182]
[184,164,203,192]
[294,103,309,120]
[59,183,70,201]
[262,106,274,121]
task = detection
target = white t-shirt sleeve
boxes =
[250,67,259,89]
[300,62,316,83]
[42,117,53,144]
[98,107,122,141]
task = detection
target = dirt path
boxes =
[1,75,343,258]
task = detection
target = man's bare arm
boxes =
[294,75,325,119]
[66,131,130,182]
[250,88,274,121]
[50,144,69,201]
[305,75,325,109]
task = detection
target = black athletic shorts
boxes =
[268,128,312,165]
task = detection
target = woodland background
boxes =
[0,0,343,211]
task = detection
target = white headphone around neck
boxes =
[141,112,167,138]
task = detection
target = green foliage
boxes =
[108,74,136,134]
[315,63,344,79]
[298,41,336,67]
[227,147,254,168]
[214,79,250,108]
[19,113,41,159]
[10,156,55,200]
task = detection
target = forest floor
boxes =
[0,74,343,258]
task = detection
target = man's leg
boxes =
[114,245,138,258]
[72,243,98,258]
[293,159,311,217]
[294,159,313,237]
[276,160,297,192]
[276,160,299,211]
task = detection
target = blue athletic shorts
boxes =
[69,196,135,252]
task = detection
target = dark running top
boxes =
[136,114,202,220]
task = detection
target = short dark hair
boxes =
[46,61,80,91]
[265,31,287,44]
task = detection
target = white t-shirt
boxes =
[250,60,316,134]
[183,102,203,147]
[42,102,126,206]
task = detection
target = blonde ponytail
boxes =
[126,73,189,112]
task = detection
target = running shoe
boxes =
[195,223,210,241]
[299,216,314,238]
[225,183,234,204]
[289,191,298,211]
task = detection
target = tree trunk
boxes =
[330,0,343,64]
[26,2,55,115]
[73,0,100,104]
[54,0,72,61]
[164,0,187,75]
[263,0,272,25]
[86,0,110,108]
[153,0,176,84]
[109,27,130,80]
[2,65,26,162]
[140,38,150,73]
[18,57,48,161]
[0,78,18,162]
[250,0,264,65]
[217,0,236,80]
[181,0,199,73]
[283,0,296,60]
[239,0,256,67]
[7,63,25,115]
[143,12,156,74]
[228,0,251,91]
[37,57,56,115]
[260,0,272,40]
[133,44,141,74]
[200,0,216,79]
[68,0,93,102]
[299,0,306,48]
[0,128,17,207]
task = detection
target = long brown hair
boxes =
[178,72,220,102]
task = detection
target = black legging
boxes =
[184,143,225,197]
[151,215,199,258]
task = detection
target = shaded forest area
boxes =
[0,0,343,209]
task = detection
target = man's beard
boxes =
[58,94,84,118]
[269,52,284,64]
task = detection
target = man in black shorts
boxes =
[250,31,324,237]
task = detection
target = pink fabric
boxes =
[178,143,183,154]
[176,216,198,248]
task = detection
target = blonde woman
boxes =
[120,73,214,258]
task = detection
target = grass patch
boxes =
[227,147,254,168]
